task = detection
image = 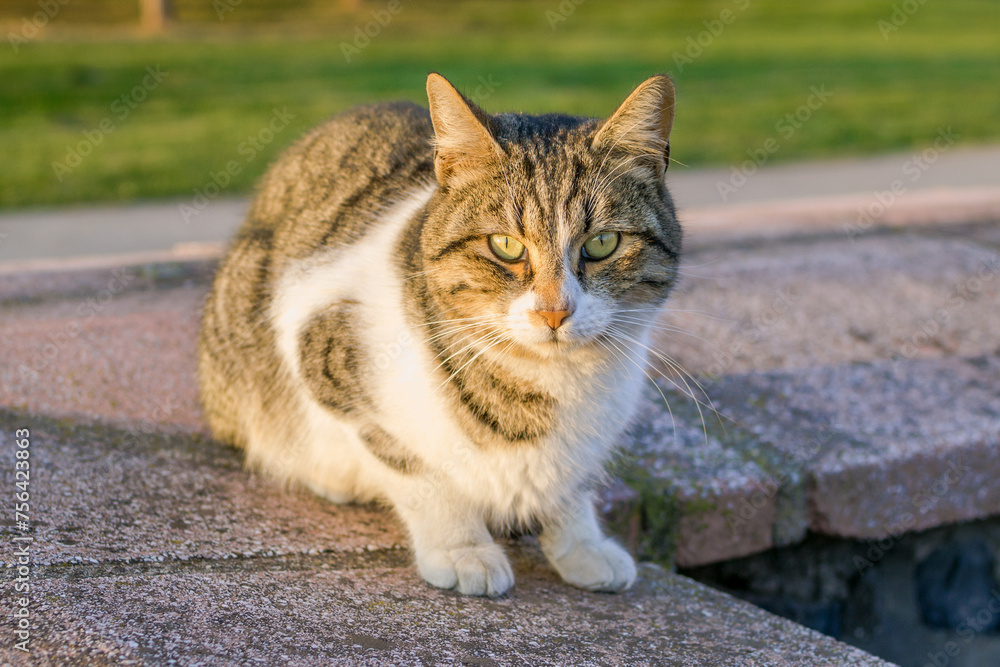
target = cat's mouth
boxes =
[506,325,602,360]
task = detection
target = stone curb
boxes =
[0,410,891,666]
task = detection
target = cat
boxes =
[198,72,680,597]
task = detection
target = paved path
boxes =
[0,145,997,263]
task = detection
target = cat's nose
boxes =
[535,309,572,330]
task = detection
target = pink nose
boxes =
[535,309,572,330]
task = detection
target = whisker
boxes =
[433,331,512,395]
[606,325,725,440]
[613,317,713,344]
[596,333,682,448]
[587,114,657,207]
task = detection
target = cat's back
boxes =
[242,100,436,261]
[199,101,434,446]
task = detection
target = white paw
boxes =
[547,538,637,592]
[416,543,514,597]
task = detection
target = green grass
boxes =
[1,0,998,208]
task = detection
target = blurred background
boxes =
[1,0,997,211]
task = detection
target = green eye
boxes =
[582,232,619,260]
[489,234,526,262]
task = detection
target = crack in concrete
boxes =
[2,547,411,582]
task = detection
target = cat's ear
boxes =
[426,73,503,186]
[592,74,675,173]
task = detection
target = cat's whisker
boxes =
[605,325,724,443]
[589,153,653,208]
[616,306,731,322]
[613,317,711,344]
[595,332,681,447]
[423,318,501,338]
[427,330,500,373]
[587,113,659,207]
[433,330,513,396]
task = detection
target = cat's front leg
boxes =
[539,491,637,592]
[392,487,514,597]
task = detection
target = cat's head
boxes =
[418,73,680,359]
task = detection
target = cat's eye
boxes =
[582,232,619,261]
[489,234,526,262]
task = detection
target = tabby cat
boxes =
[198,73,680,597]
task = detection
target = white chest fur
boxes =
[270,185,650,522]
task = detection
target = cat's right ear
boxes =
[592,74,675,175]
[426,73,503,187]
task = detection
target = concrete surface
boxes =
[0,409,892,666]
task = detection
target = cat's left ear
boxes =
[426,73,503,187]
[592,74,675,174]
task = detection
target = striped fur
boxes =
[198,74,681,597]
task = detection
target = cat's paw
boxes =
[416,543,514,597]
[547,537,637,592]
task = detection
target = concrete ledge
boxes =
[0,409,889,666]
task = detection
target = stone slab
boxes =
[0,284,207,434]
[0,411,406,567]
[655,231,1000,377]
[3,545,891,667]
[617,385,803,568]
[708,357,1000,539]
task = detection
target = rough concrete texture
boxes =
[0,413,404,567]
[618,386,797,567]
[0,411,890,666]
[656,229,1000,376]
[708,357,1000,539]
[5,556,892,667]
[0,285,207,434]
